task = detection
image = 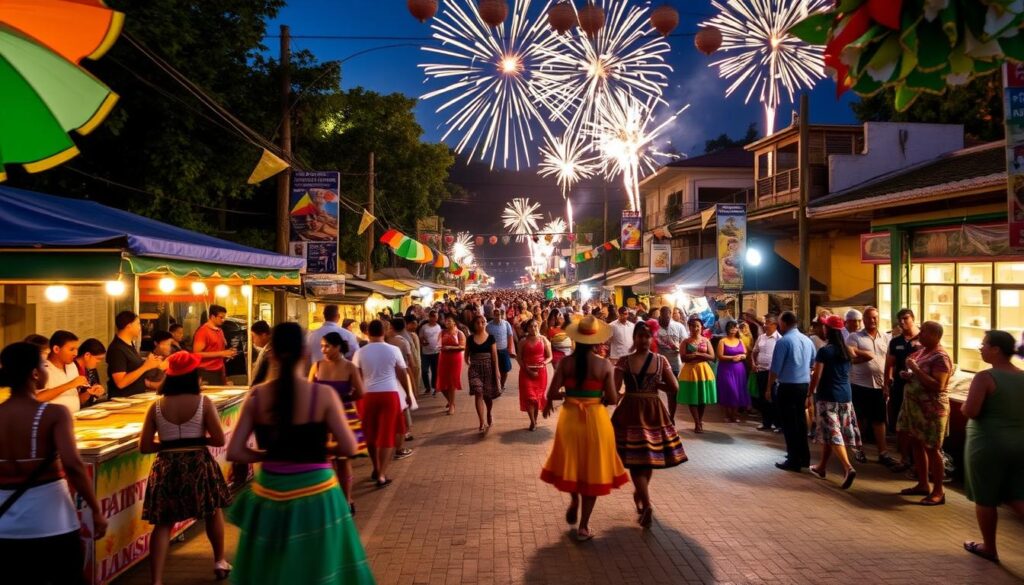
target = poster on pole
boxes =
[716,204,746,290]
[1003,63,1024,251]
[620,210,642,251]
[650,242,672,274]
[289,171,340,274]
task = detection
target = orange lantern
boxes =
[478,0,508,28]
[695,26,723,56]
[407,0,438,22]
[578,3,605,38]
[548,2,576,34]
[650,5,678,37]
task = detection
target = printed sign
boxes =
[620,211,643,251]
[289,171,341,273]
[716,204,746,290]
[1003,65,1024,252]
[650,242,672,274]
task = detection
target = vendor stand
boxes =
[303,274,406,331]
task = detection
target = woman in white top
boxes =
[140,352,232,583]
[0,342,106,584]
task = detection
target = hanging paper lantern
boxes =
[478,0,507,28]
[650,4,678,37]
[488,235,498,245]
[501,235,511,245]
[407,0,438,22]
[567,234,576,242]
[578,3,605,37]
[548,1,576,34]
[444,234,455,245]
[694,26,722,56]
[474,235,484,246]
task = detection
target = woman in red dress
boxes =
[435,314,466,415]
[517,318,552,431]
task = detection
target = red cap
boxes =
[823,315,846,330]
[165,352,201,377]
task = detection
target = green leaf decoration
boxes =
[1000,34,1024,62]
[939,3,958,46]
[916,18,952,71]
[789,12,835,45]
[865,35,903,82]
[905,64,950,92]
[894,85,922,111]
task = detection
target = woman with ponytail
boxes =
[227,323,376,584]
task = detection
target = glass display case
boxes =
[958,286,991,372]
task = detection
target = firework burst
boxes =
[420,0,557,169]
[449,231,475,265]
[502,197,543,242]
[702,0,828,134]
[538,128,598,232]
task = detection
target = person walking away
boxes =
[768,311,816,472]
[960,330,1024,563]
[107,311,164,398]
[517,319,552,431]
[419,311,442,395]
[677,316,717,433]
[385,319,416,458]
[353,320,412,487]
[309,332,368,515]
[883,309,922,473]
[895,321,952,506]
[846,307,894,466]
[467,316,502,433]
[192,305,237,386]
[396,317,423,405]
[487,309,517,392]
[227,323,374,584]
[656,307,688,420]
[612,322,687,528]
[308,305,358,363]
[139,352,232,583]
[608,306,636,362]
[715,321,750,423]
[807,316,861,490]
[435,315,466,415]
[752,315,781,432]
[0,342,108,584]
[38,330,103,413]
[540,315,629,541]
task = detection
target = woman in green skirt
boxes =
[227,323,376,584]
[677,315,717,433]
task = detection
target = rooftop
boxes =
[665,146,754,169]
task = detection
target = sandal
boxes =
[899,486,929,496]
[840,469,857,490]
[963,541,999,563]
[575,527,594,542]
[809,465,826,479]
[214,560,232,581]
[919,494,945,506]
[639,507,653,528]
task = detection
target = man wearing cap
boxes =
[843,309,863,342]
[608,306,636,361]
[846,306,895,466]
[767,311,816,471]
[752,314,782,431]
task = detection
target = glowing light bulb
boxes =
[214,284,230,298]
[241,285,252,297]
[44,285,69,303]
[191,282,208,295]
[158,278,176,293]
[105,280,126,297]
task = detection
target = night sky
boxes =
[266,1,860,284]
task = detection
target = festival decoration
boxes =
[650,4,679,37]
[694,25,723,55]
[578,2,606,37]
[548,1,576,34]
[489,235,498,245]
[538,129,598,232]
[379,229,435,263]
[790,0,1024,110]
[289,193,317,216]
[449,231,475,265]
[701,0,829,135]
[407,0,439,22]
[572,238,621,262]
[502,197,543,243]
[357,210,376,235]
[433,253,452,268]
[478,0,509,28]
[247,148,289,184]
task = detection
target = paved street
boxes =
[118,363,1024,585]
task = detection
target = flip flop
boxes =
[376,478,393,489]
[575,528,594,542]
[963,541,999,563]
[919,494,945,506]
[809,465,826,479]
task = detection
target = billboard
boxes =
[650,242,672,274]
[716,204,746,290]
[289,171,340,274]
[620,210,642,251]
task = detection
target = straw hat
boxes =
[565,314,613,344]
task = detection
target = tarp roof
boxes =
[0,186,305,272]
[656,252,826,294]
[374,267,458,291]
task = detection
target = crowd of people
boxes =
[0,290,1021,583]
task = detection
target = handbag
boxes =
[0,452,57,520]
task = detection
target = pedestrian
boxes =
[169,323,186,353]
[517,319,552,431]
[612,322,687,528]
[435,314,465,415]
[752,314,781,432]
[419,310,442,395]
[108,311,164,398]
[677,315,717,433]
[895,321,952,506]
[883,308,922,473]
[608,306,636,361]
[385,319,416,458]
[39,330,103,412]
[74,338,107,407]
[139,352,232,582]
[961,330,1024,563]
[467,315,502,434]
[768,311,816,472]
[309,332,368,515]
[846,307,895,466]
[227,323,374,584]
[546,310,573,367]
[308,305,359,363]
[541,315,629,542]
[192,305,237,385]
[843,309,862,342]
[807,315,861,490]
[715,321,750,423]
[656,307,688,421]
[486,309,517,391]
[0,342,107,584]
[250,320,273,386]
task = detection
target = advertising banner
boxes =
[715,204,746,290]
[1003,63,1024,251]
[650,242,672,274]
[620,210,642,251]
[289,171,341,274]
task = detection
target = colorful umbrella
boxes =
[379,228,434,264]
[433,253,451,269]
[0,1,123,181]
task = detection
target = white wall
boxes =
[641,168,753,226]
[829,122,963,193]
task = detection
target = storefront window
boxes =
[996,289,1024,352]
[922,285,953,329]
[923,263,954,284]
[995,262,1024,284]
[959,263,993,284]
[877,264,891,283]
[958,286,991,372]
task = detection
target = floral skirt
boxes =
[813,401,862,447]
[142,449,231,525]
[895,382,949,449]
[468,354,501,399]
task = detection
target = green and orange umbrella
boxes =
[0,0,123,181]
[379,229,435,264]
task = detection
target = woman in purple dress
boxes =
[715,321,751,423]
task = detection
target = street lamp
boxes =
[745,247,763,267]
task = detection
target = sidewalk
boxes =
[117,364,1024,584]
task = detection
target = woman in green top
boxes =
[961,330,1024,564]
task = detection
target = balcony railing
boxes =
[755,167,801,200]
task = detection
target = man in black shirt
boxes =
[883,308,922,472]
[107,310,163,397]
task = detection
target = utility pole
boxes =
[602,181,609,276]
[798,93,811,327]
[366,151,375,281]
[274,24,291,324]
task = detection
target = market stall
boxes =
[303,274,406,331]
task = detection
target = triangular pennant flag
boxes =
[357,210,375,235]
[609,239,620,249]
[247,149,290,184]
[700,206,716,230]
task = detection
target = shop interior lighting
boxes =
[241,285,252,297]
[579,284,591,299]
[104,280,126,297]
[44,285,69,303]
[214,284,230,298]
[191,282,208,295]
[158,277,176,293]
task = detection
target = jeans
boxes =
[421,352,439,391]
[777,383,810,467]
[755,370,778,428]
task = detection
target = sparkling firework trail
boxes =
[702,0,828,134]
[502,197,543,243]
[538,128,598,232]
[449,231,475,265]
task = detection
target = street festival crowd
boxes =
[1,292,1023,583]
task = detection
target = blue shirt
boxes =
[813,344,852,402]
[307,321,357,362]
[770,328,816,384]
[485,319,515,351]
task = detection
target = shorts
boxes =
[496,349,513,374]
[356,392,407,448]
[851,384,887,425]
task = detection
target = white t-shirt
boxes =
[42,360,80,413]
[656,320,688,355]
[419,323,442,355]
[609,320,636,360]
[846,329,890,388]
[353,342,407,394]
[753,330,782,372]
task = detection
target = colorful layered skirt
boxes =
[611,393,688,469]
[677,361,717,405]
[227,467,376,585]
[540,397,629,496]
[341,399,368,458]
[142,448,231,525]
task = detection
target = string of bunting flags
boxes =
[573,239,621,263]
[379,228,491,282]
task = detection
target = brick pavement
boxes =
[117,363,1024,584]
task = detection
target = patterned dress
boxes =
[896,345,953,448]
[314,376,368,458]
[611,354,687,469]
[467,334,501,399]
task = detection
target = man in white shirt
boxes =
[37,330,103,413]
[353,319,412,487]
[846,306,894,465]
[608,306,636,360]
[486,309,517,391]
[418,310,442,394]
[751,314,782,431]
[843,309,862,342]
[307,305,357,363]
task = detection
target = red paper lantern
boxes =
[407,0,438,23]
[548,2,576,34]
[567,233,576,242]
[475,236,485,246]
[578,3,605,38]
[650,4,678,37]
[444,234,455,245]
[488,235,498,245]
[478,0,508,28]
[695,26,723,56]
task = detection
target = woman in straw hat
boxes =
[541,314,629,542]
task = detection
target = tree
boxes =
[850,75,1003,142]
[704,123,759,154]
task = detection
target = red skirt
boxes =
[356,392,406,448]
[435,350,463,390]
[518,366,548,412]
